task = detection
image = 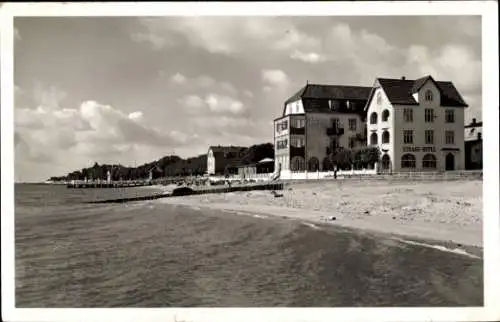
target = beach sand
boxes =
[158,179,483,248]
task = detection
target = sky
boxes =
[13,15,482,182]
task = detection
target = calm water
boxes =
[15,184,483,307]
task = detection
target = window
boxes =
[291,156,306,171]
[445,110,455,123]
[425,109,434,122]
[349,137,356,149]
[382,130,390,144]
[370,132,378,145]
[277,139,289,150]
[293,119,305,128]
[377,92,382,105]
[401,154,416,168]
[382,109,390,122]
[291,137,305,147]
[403,130,414,144]
[425,90,433,102]
[403,109,413,122]
[422,154,437,169]
[445,131,455,145]
[370,112,378,124]
[425,130,434,144]
[348,118,357,131]
[282,120,289,130]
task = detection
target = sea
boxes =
[14,183,483,307]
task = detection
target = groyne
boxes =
[88,182,284,204]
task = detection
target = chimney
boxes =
[472,118,477,125]
[401,76,406,80]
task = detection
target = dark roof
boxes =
[374,76,468,107]
[284,84,372,105]
[226,159,248,168]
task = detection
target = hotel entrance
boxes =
[381,154,391,173]
[445,153,455,171]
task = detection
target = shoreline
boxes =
[156,179,483,249]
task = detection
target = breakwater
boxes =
[89,182,284,204]
[67,181,152,188]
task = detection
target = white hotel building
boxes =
[365,75,468,173]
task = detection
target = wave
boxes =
[301,222,321,230]
[394,238,480,259]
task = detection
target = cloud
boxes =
[134,17,321,56]
[178,95,205,110]
[243,90,254,98]
[128,111,144,121]
[33,82,68,110]
[205,94,244,114]
[163,72,240,96]
[263,86,273,93]
[131,32,166,50]
[261,69,291,88]
[14,85,24,98]
[407,44,481,94]
[15,86,196,178]
[14,27,21,40]
[196,75,216,88]
[290,50,326,63]
[169,72,187,84]
[179,93,245,115]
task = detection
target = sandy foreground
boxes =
[156,180,483,248]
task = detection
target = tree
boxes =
[328,146,380,170]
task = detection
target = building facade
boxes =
[274,84,372,172]
[464,118,483,170]
[206,146,246,175]
[365,75,468,172]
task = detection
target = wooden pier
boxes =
[67,181,153,189]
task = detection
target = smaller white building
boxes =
[364,75,468,172]
[464,118,483,170]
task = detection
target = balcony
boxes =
[326,126,344,136]
[290,146,305,157]
[290,126,305,135]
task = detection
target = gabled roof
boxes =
[284,84,372,105]
[373,76,468,107]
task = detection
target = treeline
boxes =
[48,143,274,182]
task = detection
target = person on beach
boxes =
[333,163,338,179]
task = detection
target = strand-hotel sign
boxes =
[402,146,436,153]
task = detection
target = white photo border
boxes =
[1,2,499,322]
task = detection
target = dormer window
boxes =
[425,90,433,102]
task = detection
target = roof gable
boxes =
[411,75,438,93]
[374,77,468,108]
